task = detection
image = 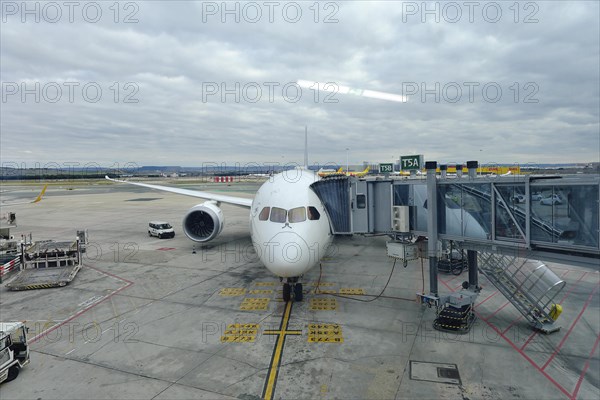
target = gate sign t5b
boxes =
[400,155,423,171]
[379,163,393,173]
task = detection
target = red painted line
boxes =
[475,291,499,308]
[445,273,463,284]
[541,281,600,371]
[30,265,133,343]
[571,332,600,400]
[520,330,538,351]
[475,309,572,399]
[503,315,524,334]
[483,301,511,322]
[439,278,572,399]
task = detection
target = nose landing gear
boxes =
[282,277,303,302]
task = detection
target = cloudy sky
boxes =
[1,1,599,168]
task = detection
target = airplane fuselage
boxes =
[249,169,332,278]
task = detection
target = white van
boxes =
[148,221,175,239]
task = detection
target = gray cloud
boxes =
[1,0,598,167]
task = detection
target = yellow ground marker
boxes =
[240,298,270,311]
[308,323,344,343]
[310,298,338,311]
[219,288,246,296]
[249,289,273,295]
[220,323,259,343]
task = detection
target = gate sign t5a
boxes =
[400,155,423,171]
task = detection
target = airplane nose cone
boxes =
[258,231,311,278]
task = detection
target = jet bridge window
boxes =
[270,207,287,223]
[356,194,366,209]
[259,207,270,221]
[288,207,306,223]
[308,206,320,220]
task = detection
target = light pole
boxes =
[346,148,349,173]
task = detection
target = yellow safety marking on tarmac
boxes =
[109,296,119,318]
[20,283,62,290]
[310,298,338,311]
[308,323,344,343]
[240,298,270,311]
[248,289,273,295]
[339,288,365,295]
[255,282,276,287]
[320,384,328,395]
[220,288,246,296]
[315,289,337,294]
[262,301,302,400]
[309,282,335,287]
[220,323,260,343]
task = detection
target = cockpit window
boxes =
[288,207,306,223]
[259,207,270,221]
[307,206,320,220]
[270,207,287,223]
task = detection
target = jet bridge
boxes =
[310,162,599,333]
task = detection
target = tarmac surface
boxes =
[0,180,598,400]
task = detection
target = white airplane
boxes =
[106,141,331,302]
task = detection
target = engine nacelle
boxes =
[182,201,224,242]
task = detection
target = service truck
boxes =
[0,322,30,383]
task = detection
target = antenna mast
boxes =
[304,126,308,168]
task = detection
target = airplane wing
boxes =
[0,184,48,205]
[105,176,253,208]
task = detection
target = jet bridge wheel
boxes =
[283,283,291,302]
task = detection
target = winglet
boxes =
[33,184,48,203]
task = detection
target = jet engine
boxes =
[182,201,224,242]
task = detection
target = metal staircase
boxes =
[477,253,565,333]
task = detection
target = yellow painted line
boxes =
[263,330,302,336]
[262,301,294,400]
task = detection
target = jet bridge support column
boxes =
[429,160,478,334]
[466,161,480,291]
[467,250,479,289]
[426,161,439,296]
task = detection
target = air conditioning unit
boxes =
[392,206,410,232]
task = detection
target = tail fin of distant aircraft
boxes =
[33,184,48,203]
[0,184,48,206]
[337,167,343,173]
